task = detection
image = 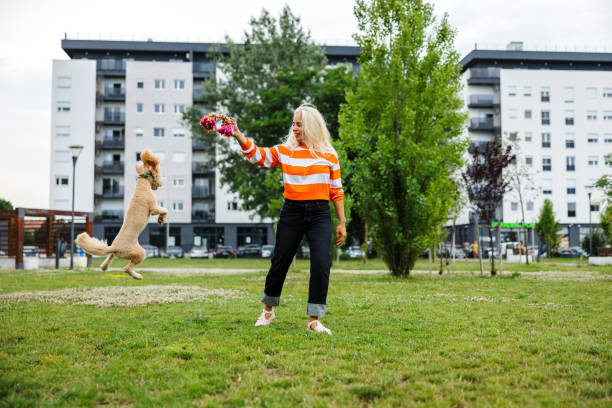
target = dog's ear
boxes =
[135,161,145,175]
[141,149,159,170]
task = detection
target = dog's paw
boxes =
[157,216,165,226]
[125,270,143,280]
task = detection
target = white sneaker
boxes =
[255,308,275,327]
[307,320,332,335]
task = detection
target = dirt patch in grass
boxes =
[0,285,243,307]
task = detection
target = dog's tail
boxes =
[76,232,111,256]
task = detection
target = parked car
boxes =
[556,247,588,258]
[189,246,209,258]
[214,245,235,258]
[483,247,500,258]
[241,244,262,258]
[162,246,184,258]
[450,248,466,259]
[346,246,364,259]
[23,246,39,257]
[235,246,245,258]
[142,245,159,258]
[300,245,310,259]
[261,245,274,258]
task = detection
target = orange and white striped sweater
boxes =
[241,139,344,203]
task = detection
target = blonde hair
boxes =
[284,104,335,154]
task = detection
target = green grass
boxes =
[1,269,610,407]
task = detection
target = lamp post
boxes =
[69,145,83,269]
[585,185,593,257]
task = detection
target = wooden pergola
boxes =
[0,208,93,269]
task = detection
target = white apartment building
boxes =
[457,44,612,247]
[49,39,360,251]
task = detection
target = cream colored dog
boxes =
[76,149,168,279]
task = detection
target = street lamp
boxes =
[585,184,593,257]
[69,145,83,269]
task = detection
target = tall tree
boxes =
[595,153,612,245]
[535,199,562,258]
[463,139,515,276]
[0,199,13,210]
[339,0,467,277]
[183,7,357,224]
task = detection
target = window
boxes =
[173,129,185,138]
[603,88,612,98]
[541,132,551,148]
[55,150,69,162]
[172,201,184,211]
[603,111,612,121]
[605,134,612,144]
[588,156,598,166]
[587,133,598,144]
[541,110,550,125]
[55,125,70,137]
[586,87,597,98]
[154,103,165,113]
[525,156,533,167]
[173,177,185,187]
[566,156,575,171]
[227,201,238,211]
[154,79,165,89]
[508,86,517,96]
[55,176,69,186]
[524,109,532,119]
[523,86,532,96]
[158,201,164,208]
[542,157,552,172]
[174,79,185,89]
[57,76,71,88]
[172,152,185,163]
[567,179,576,195]
[136,152,141,161]
[136,79,144,89]
[540,87,550,102]
[509,132,518,141]
[586,110,597,121]
[153,127,165,137]
[563,87,574,102]
[135,128,144,138]
[56,101,70,112]
[525,132,533,142]
[511,202,518,211]
[591,203,600,212]
[565,133,575,148]
[564,110,574,125]
[526,201,534,211]
[136,103,143,113]
[567,203,576,218]
[509,109,517,119]
[174,104,185,114]
[542,179,552,195]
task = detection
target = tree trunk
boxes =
[488,227,496,276]
[439,242,443,275]
[363,223,369,263]
[474,217,483,276]
[497,222,503,275]
[451,220,456,265]
[428,248,432,274]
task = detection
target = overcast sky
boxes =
[1,0,610,208]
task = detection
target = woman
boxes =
[232,104,346,335]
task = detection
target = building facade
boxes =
[457,44,612,248]
[50,39,359,251]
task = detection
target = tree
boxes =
[0,199,12,210]
[463,138,515,276]
[582,229,605,255]
[595,153,612,245]
[535,199,562,258]
[183,6,351,221]
[600,206,612,246]
[339,0,467,277]
[595,153,612,200]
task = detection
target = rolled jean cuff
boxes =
[307,303,326,317]
[261,293,280,307]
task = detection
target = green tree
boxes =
[581,229,605,255]
[595,153,612,245]
[600,206,612,245]
[535,199,562,258]
[339,0,467,277]
[0,199,13,210]
[595,153,612,200]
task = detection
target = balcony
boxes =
[97,59,126,76]
[103,87,125,101]
[193,61,215,79]
[97,161,124,174]
[103,112,125,125]
[97,136,125,150]
[192,209,214,223]
[97,210,123,223]
[101,186,124,199]
[468,94,498,108]
[467,67,500,85]
[468,117,500,133]
[192,139,206,150]
[192,162,213,175]
[192,186,213,199]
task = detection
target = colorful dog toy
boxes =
[200,112,236,137]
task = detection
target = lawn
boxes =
[0,268,610,407]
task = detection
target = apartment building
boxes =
[457,43,612,247]
[50,39,359,251]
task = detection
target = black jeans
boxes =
[261,199,332,317]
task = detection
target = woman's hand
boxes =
[335,222,347,247]
[232,121,247,146]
